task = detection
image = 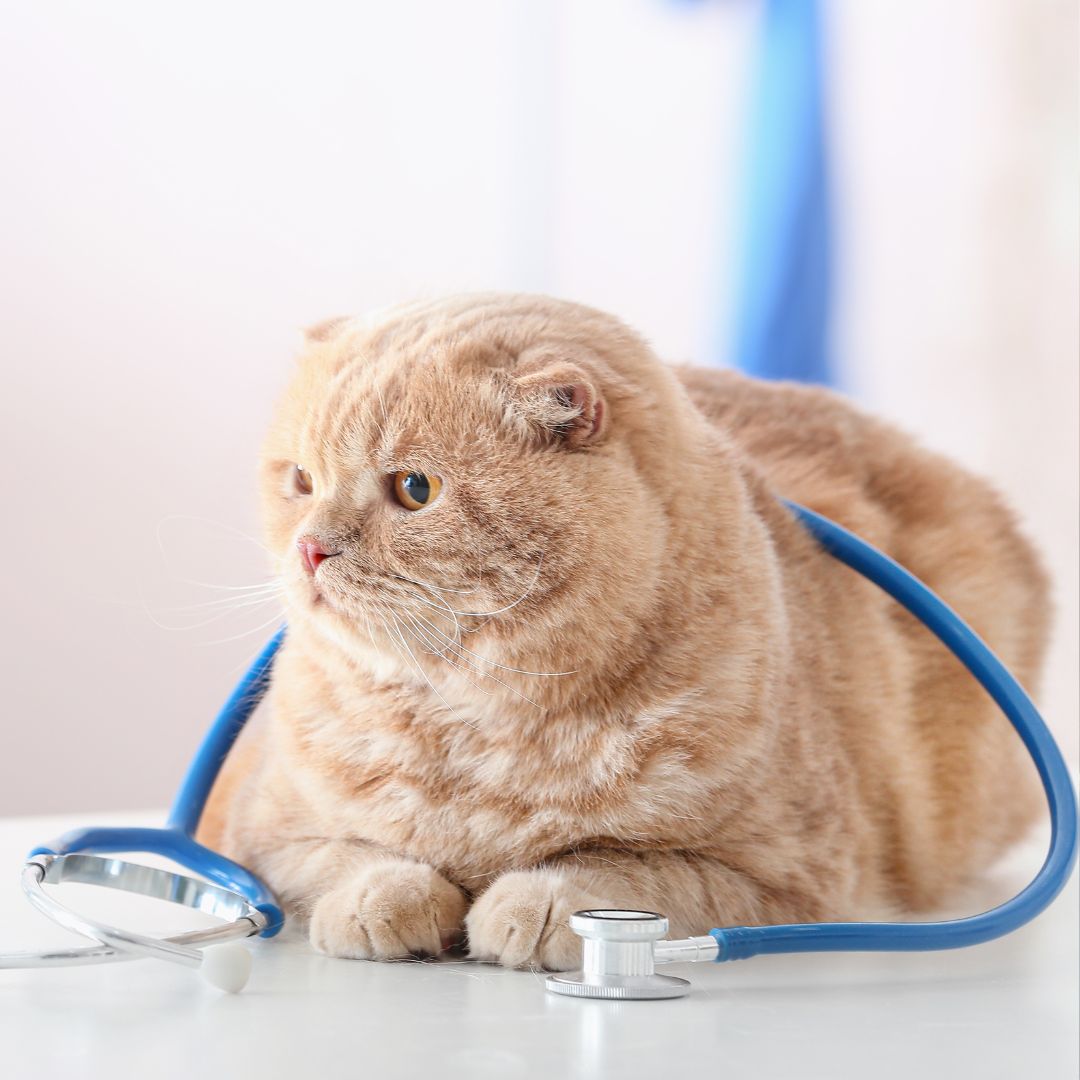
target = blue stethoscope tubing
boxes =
[705,503,1078,962]
[27,500,1077,960]
[30,628,287,936]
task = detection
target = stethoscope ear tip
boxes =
[199,943,253,993]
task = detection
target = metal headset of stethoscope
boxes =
[1,502,1076,998]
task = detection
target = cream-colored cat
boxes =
[200,293,1048,970]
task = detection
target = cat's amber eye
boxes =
[393,471,442,511]
[293,465,314,496]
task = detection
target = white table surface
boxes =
[0,811,1076,1080]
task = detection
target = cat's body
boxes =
[200,294,1047,968]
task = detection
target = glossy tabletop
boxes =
[0,812,1076,1080]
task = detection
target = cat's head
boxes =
[260,293,709,698]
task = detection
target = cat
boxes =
[198,293,1049,970]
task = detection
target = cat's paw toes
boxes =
[465,870,602,971]
[308,860,467,961]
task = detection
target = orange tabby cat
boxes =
[199,293,1048,970]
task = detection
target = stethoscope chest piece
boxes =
[545,910,692,1000]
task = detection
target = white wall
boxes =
[0,0,1074,816]
[829,0,1079,762]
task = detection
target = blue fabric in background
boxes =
[725,0,834,386]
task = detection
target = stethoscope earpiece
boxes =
[10,853,266,992]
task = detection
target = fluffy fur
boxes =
[199,293,1048,970]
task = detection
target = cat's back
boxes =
[675,364,1049,894]
[673,366,1047,640]
[673,369,1045,604]
[677,366,994,539]
[676,366,908,573]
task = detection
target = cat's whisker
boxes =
[383,612,479,730]
[170,579,284,594]
[396,612,496,700]
[376,606,441,694]
[372,383,397,453]
[397,609,505,691]
[401,585,474,627]
[386,556,545,623]
[374,609,413,673]
[154,514,274,591]
[161,599,283,632]
[374,381,390,427]
[398,610,544,711]
[152,514,282,622]
[358,605,379,651]
[393,610,457,661]
[389,614,484,719]
[396,582,465,640]
[139,586,284,633]
[156,513,274,556]
[151,585,285,616]
[197,607,288,647]
[408,609,577,679]
[390,572,480,597]
[436,554,545,619]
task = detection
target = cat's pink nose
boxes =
[297,535,338,576]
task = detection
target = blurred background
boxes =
[0,0,1076,816]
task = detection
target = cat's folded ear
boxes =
[303,316,352,345]
[512,353,607,449]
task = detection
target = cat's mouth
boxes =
[308,580,345,613]
[298,570,380,619]
[294,561,482,634]
[289,570,338,614]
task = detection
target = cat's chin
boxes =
[291,590,384,648]
[289,576,343,615]
[301,589,354,626]
[298,606,425,687]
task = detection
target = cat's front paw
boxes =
[308,860,467,960]
[465,869,603,971]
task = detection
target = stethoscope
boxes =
[2,626,286,994]
[2,503,1076,999]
